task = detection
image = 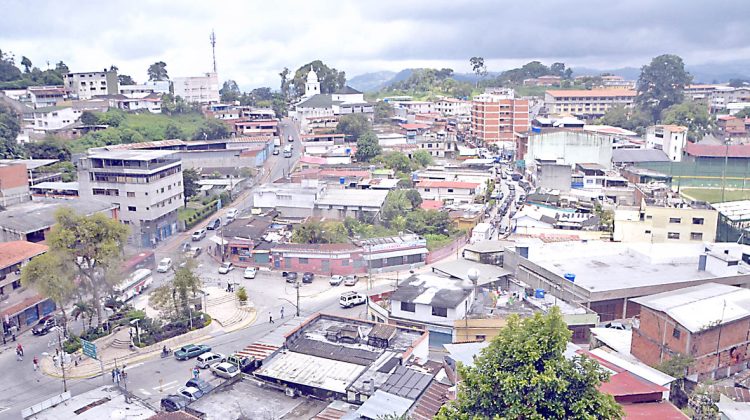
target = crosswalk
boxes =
[139,379,179,396]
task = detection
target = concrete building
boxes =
[270,243,364,276]
[534,160,573,192]
[292,70,373,132]
[0,163,30,206]
[470,93,529,144]
[172,72,220,104]
[118,81,170,96]
[78,149,183,246]
[30,106,80,131]
[614,199,718,243]
[252,181,322,217]
[0,241,52,334]
[631,283,750,381]
[544,89,636,118]
[645,125,688,162]
[314,188,388,220]
[415,180,481,204]
[600,75,636,89]
[523,130,613,169]
[63,70,119,100]
[356,234,429,273]
[27,86,67,108]
[433,97,470,116]
[504,240,750,322]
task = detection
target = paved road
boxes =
[0,120,306,418]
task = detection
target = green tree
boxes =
[437,307,622,420]
[381,190,413,225]
[21,252,76,333]
[661,101,713,140]
[378,151,412,173]
[193,118,230,140]
[404,189,423,209]
[735,107,750,118]
[20,56,31,73]
[271,93,288,118]
[164,123,184,140]
[291,220,348,244]
[79,111,99,125]
[355,131,381,162]
[291,60,346,98]
[47,208,130,327]
[182,168,200,200]
[24,139,71,160]
[636,54,692,121]
[147,61,169,81]
[220,80,241,103]
[96,109,125,127]
[597,105,652,134]
[470,56,487,88]
[374,101,394,123]
[279,67,291,100]
[54,61,69,75]
[150,266,201,318]
[118,74,135,85]
[412,150,433,168]
[0,50,22,82]
[336,114,371,141]
[0,103,22,158]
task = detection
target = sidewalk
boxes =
[203,286,257,333]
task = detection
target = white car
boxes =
[195,352,225,369]
[243,267,257,279]
[344,275,359,286]
[218,262,234,274]
[192,229,206,241]
[210,362,241,379]
[156,258,172,273]
[177,386,204,401]
[225,208,238,222]
[329,275,344,286]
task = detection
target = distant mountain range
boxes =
[348,60,750,92]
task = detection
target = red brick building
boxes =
[270,243,365,276]
[0,163,30,206]
[631,283,750,381]
[470,93,529,144]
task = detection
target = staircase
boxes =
[204,287,249,329]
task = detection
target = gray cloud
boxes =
[1,0,748,89]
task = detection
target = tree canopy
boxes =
[0,103,23,158]
[0,50,68,88]
[597,105,652,135]
[636,54,692,122]
[220,80,241,103]
[147,61,169,81]
[437,307,622,420]
[291,60,346,98]
[336,114,372,141]
[355,131,381,162]
[661,101,713,140]
[182,168,200,200]
[21,252,77,332]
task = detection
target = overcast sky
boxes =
[2,0,749,90]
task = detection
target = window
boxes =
[424,188,431,192]
[729,260,739,266]
[669,217,682,224]
[128,206,137,212]
[646,215,653,220]
[447,189,454,193]
[298,257,308,264]
[690,232,703,241]
[667,232,680,240]
[127,192,135,198]
[644,230,652,234]
[672,328,681,339]
[432,306,448,317]
[400,302,416,312]
[693,218,705,225]
[475,335,486,341]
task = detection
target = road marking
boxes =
[153,380,178,390]
[126,362,144,370]
[139,389,151,396]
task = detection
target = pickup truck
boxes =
[175,344,212,361]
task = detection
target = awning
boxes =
[209,236,228,246]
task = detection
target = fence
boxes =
[426,234,469,264]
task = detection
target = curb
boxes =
[222,308,258,334]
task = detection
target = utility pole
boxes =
[209,30,217,74]
[57,330,68,392]
[296,280,300,317]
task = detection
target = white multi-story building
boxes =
[433,97,470,116]
[119,81,171,96]
[31,106,80,131]
[78,149,183,246]
[172,72,220,104]
[64,70,119,100]
[645,124,688,162]
[544,89,636,118]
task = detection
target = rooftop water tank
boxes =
[339,177,345,185]
[564,273,576,283]
[534,288,545,299]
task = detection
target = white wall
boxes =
[525,131,613,169]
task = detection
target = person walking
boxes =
[269,312,274,324]
[280,306,285,319]
[192,367,199,379]
[33,356,39,371]
[16,348,22,361]
[17,343,23,357]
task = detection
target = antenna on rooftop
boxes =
[210,30,217,73]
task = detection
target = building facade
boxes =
[0,163,31,206]
[470,93,530,144]
[614,203,718,243]
[544,89,636,118]
[415,180,480,204]
[645,125,688,162]
[63,70,119,100]
[78,149,183,246]
[172,72,220,104]
[0,241,53,334]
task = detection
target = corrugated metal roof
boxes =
[355,390,413,419]
[379,366,433,400]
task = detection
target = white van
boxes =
[283,145,292,158]
[339,292,366,308]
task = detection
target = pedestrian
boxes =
[111,368,116,382]
[52,354,57,366]
[17,343,23,356]
[269,312,274,324]
[33,356,39,371]
[16,348,22,361]
[280,306,285,319]
[192,367,199,379]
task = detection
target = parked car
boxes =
[340,291,366,308]
[161,395,190,412]
[225,353,261,374]
[31,315,57,336]
[189,246,202,259]
[288,135,294,142]
[302,272,314,283]
[195,352,225,369]
[344,275,358,286]
[329,275,344,286]
[285,272,298,283]
[207,218,221,230]
[218,262,234,274]
[225,208,238,222]
[175,344,212,360]
[272,147,279,155]
[211,362,241,379]
[185,378,215,394]
[177,386,204,401]
[192,229,206,241]
[243,267,257,279]
[157,257,172,273]
[181,242,192,252]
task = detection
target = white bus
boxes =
[114,268,154,302]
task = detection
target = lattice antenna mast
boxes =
[210,30,217,73]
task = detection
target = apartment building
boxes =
[470,93,529,144]
[78,149,184,246]
[0,163,30,206]
[645,125,688,162]
[63,70,119,100]
[433,97,470,116]
[172,72,220,104]
[544,89,636,118]
[614,202,718,243]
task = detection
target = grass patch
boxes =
[681,187,750,203]
[119,112,205,138]
[178,207,199,222]
[425,234,455,251]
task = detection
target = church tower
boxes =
[305,68,320,98]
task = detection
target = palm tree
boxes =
[71,302,95,332]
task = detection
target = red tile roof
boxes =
[411,379,452,420]
[417,181,480,189]
[621,401,688,419]
[685,142,750,158]
[420,200,444,210]
[400,123,431,130]
[546,89,637,97]
[0,241,48,269]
